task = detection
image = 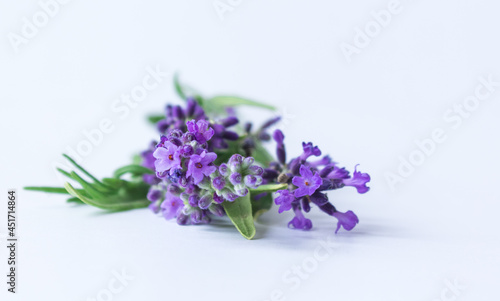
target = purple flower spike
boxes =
[288,208,313,230]
[274,190,295,213]
[342,165,371,194]
[332,210,359,233]
[186,151,217,184]
[161,194,184,220]
[273,130,286,164]
[153,142,181,173]
[186,119,215,144]
[292,165,322,197]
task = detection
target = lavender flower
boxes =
[267,129,370,233]
[29,78,371,240]
[292,165,322,197]
[288,207,312,230]
[153,141,181,174]
[332,211,359,233]
[186,151,217,184]
[342,166,371,194]
[161,193,184,220]
[274,190,294,213]
[187,119,215,144]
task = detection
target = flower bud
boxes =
[248,165,264,176]
[242,157,255,169]
[235,186,249,197]
[198,195,213,209]
[244,175,262,188]
[213,192,224,204]
[222,189,239,202]
[219,164,229,177]
[212,176,226,191]
[208,204,225,216]
[229,173,242,185]
[176,213,190,225]
[147,188,162,202]
[188,195,200,207]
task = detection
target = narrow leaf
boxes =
[148,115,164,124]
[206,96,276,111]
[67,197,85,204]
[63,154,111,191]
[249,183,288,194]
[252,142,275,167]
[174,73,186,100]
[24,186,71,194]
[113,165,154,178]
[64,183,149,211]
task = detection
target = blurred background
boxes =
[1,0,499,300]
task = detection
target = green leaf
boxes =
[147,115,164,124]
[249,183,288,194]
[251,193,273,220]
[63,182,150,211]
[174,73,186,100]
[24,186,71,194]
[205,96,276,111]
[62,154,112,192]
[132,154,142,165]
[222,194,256,240]
[113,165,154,178]
[213,138,245,165]
[67,197,85,204]
[252,141,275,167]
[26,154,152,212]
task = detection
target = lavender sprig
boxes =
[25,75,371,239]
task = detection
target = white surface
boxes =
[1,0,500,300]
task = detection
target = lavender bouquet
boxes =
[26,77,371,239]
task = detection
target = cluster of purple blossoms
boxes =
[155,98,239,151]
[264,130,371,233]
[140,97,370,234]
[144,118,264,225]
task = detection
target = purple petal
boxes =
[332,210,359,233]
[299,165,313,179]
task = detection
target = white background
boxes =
[1,0,500,300]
